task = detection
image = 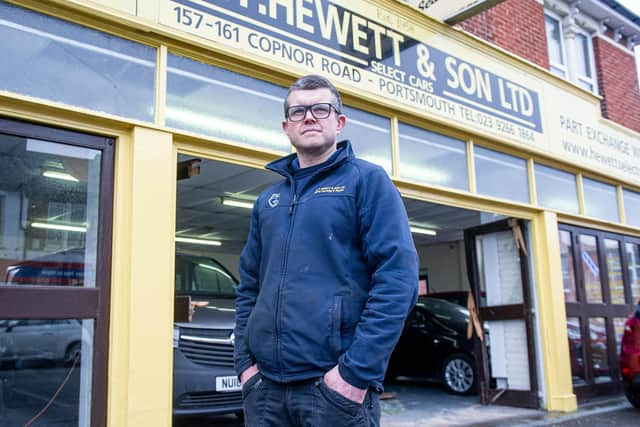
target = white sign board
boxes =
[405,0,502,23]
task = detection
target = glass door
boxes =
[465,218,539,408]
[0,118,113,427]
[559,224,638,398]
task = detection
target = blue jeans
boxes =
[241,373,380,427]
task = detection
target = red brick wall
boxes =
[593,37,640,133]
[456,0,549,69]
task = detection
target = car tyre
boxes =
[624,383,640,409]
[235,411,245,421]
[441,353,476,395]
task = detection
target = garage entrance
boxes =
[171,156,541,425]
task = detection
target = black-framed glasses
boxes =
[286,103,340,122]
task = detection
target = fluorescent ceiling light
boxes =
[31,222,87,232]
[43,170,79,182]
[410,226,437,236]
[175,236,222,246]
[221,197,254,210]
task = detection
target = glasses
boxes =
[286,103,339,122]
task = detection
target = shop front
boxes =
[0,0,639,426]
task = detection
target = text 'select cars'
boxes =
[386,296,477,395]
[621,300,640,408]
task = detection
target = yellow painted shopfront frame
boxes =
[3,0,640,425]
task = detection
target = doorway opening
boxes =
[171,156,541,426]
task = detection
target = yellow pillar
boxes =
[531,211,577,412]
[109,126,176,426]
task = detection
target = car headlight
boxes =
[173,327,180,348]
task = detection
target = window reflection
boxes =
[614,318,626,357]
[583,178,619,223]
[559,230,577,302]
[604,239,624,304]
[626,243,640,302]
[623,189,640,228]
[166,53,289,152]
[589,317,611,383]
[474,146,529,204]
[0,135,101,288]
[579,235,602,303]
[339,106,391,173]
[0,318,94,426]
[534,163,578,214]
[398,123,468,190]
[567,317,585,385]
[0,1,156,122]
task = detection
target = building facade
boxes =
[456,0,640,399]
[0,0,639,425]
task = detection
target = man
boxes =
[234,74,418,426]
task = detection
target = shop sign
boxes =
[100,0,640,185]
[553,113,640,181]
[159,0,543,145]
[404,0,502,23]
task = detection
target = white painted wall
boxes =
[417,241,470,292]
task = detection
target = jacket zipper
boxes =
[271,152,346,379]
[274,189,297,378]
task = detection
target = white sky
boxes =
[615,0,640,78]
[616,0,638,14]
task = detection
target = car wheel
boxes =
[441,353,476,395]
[64,342,81,365]
[624,384,640,409]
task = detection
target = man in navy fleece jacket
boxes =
[234,74,419,426]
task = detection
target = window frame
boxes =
[545,12,569,78]
[544,10,598,94]
[572,28,598,94]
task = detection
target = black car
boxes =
[386,296,477,395]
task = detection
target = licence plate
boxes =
[216,375,241,392]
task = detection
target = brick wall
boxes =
[593,37,640,133]
[456,0,549,69]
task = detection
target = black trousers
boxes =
[241,373,380,427]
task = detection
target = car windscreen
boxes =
[175,255,237,298]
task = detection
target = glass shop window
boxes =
[0,1,156,122]
[397,123,468,191]
[534,163,579,214]
[623,189,640,228]
[166,52,289,153]
[583,178,618,223]
[474,146,529,204]
[340,106,392,173]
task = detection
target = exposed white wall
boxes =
[417,241,470,292]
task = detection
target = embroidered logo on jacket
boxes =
[268,193,280,208]
[314,186,346,194]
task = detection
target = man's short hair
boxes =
[284,74,343,117]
